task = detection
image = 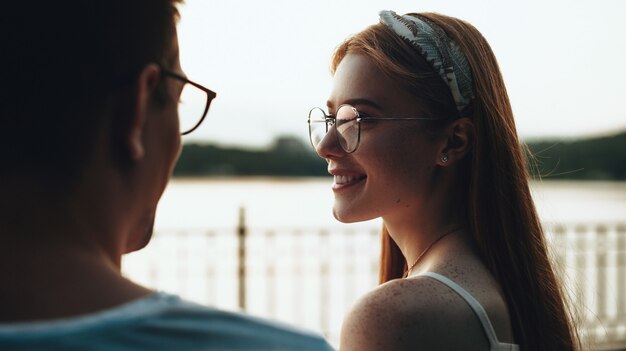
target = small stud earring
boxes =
[441,153,449,163]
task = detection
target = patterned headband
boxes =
[379,10,474,112]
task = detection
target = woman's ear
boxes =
[437,117,474,166]
[128,63,161,161]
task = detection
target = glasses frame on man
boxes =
[160,66,216,135]
[308,104,440,153]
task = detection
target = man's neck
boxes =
[0,181,152,322]
[0,236,152,322]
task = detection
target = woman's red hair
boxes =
[331,12,581,351]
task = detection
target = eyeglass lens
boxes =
[308,105,360,153]
[178,83,209,135]
[336,105,359,152]
[308,107,328,147]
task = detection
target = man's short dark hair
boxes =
[0,0,182,186]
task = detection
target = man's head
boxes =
[1,0,184,190]
[0,0,191,257]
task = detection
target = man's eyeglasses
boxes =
[307,104,440,153]
[161,67,216,135]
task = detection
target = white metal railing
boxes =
[122,214,626,350]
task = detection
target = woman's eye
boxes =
[359,115,376,124]
[358,111,376,119]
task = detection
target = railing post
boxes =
[595,225,608,326]
[237,207,247,311]
[574,225,588,323]
[552,224,568,274]
[618,225,626,321]
[319,229,330,338]
[265,230,276,317]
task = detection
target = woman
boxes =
[308,10,580,351]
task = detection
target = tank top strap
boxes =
[418,272,520,351]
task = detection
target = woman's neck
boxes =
[383,204,468,276]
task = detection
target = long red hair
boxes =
[331,12,580,351]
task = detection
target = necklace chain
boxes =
[402,227,462,278]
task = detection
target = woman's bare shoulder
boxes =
[339,276,488,351]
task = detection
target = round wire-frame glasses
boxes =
[307,104,440,153]
[160,67,217,135]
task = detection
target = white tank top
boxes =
[419,272,521,351]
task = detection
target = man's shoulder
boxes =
[148,295,334,350]
[0,292,334,351]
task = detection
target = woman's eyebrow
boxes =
[326,98,384,112]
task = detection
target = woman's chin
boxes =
[332,206,372,223]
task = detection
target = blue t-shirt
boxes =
[0,292,334,351]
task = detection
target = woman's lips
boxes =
[332,174,366,190]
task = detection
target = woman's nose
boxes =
[315,126,346,160]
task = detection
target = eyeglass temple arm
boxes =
[357,116,441,121]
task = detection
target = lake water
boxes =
[153,177,626,229]
[122,178,626,346]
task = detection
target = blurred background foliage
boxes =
[174,131,626,180]
[526,131,626,180]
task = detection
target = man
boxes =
[0,1,333,350]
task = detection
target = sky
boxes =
[176,0,626,148]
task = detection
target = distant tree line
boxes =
[174,136,327,177]
[525,131,626,180]
[174,132,626,180]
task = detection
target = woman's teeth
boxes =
[334,175,365,185]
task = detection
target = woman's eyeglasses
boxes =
[160,67,216,135]
[307,104,440,153]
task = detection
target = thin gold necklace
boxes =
[402,227,463,278]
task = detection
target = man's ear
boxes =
[437,117,474,166]
[128,63,161,161]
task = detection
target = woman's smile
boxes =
[332,173,367,191]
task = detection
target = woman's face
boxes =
[316,53,444,223]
